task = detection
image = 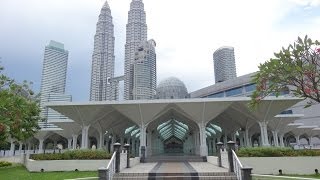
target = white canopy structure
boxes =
[45,96,302,157]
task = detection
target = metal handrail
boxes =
[106,152,117,180]
[232,150,243,180]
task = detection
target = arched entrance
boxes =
[146,109,200,157]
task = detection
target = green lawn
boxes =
[0,165,97,180]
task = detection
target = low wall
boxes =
[130,157,140,167]
[0,155,23,164]
[239,157,320,175]
[207,156,218,166]
[26,159,109,172]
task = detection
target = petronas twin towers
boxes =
[90,0,156,101]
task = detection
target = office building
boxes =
[132,40,157,100]
[124,0,148,100]
[213,46,237,83]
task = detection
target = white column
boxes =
[198,122,208,156]
[279,134,285,147]
[18,142,23,155]
[309,136,313,147]
[39,139,44,153]
[98,131,104,149]
[110,136,115,152]
[67,138,72,149]
[272,131,279,146]
[244,129,250,147]
[295,135,300,146]
[81,125,90,149]
[72,134,77,149]
[139,124,147,156]
[9,139,15,156]
[53,140,57,150]
[258,121,270,146]
[238,131,244,147]
[147,131,152,156]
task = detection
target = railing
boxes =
[232,150,243,180]
[106,152,116,180]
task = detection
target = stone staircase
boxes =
[145,155,207,162]
[113,172,237,180]
[113,161,237,180]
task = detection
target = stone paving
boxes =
[119,162,228,174]
[120,163,157,173]
[189,162,229,173]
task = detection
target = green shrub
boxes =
[30,150,112,160]
[0,161,12,167]
[237,147,320,157]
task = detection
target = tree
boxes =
[0,65,41,144]
[250,35,320,108]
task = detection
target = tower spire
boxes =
[89,0,115,101]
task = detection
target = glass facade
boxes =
[244,84,256,92]
[226,87,242,97]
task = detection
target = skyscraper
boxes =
[124,0,147,100]
[132,39,157,100]
[213,46,237,83]
[40,40,70,122]
[90,1,115,101]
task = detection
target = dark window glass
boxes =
[280,110,293,114]
[245,84,256,92]
[226,87,242,97]
[207,92,224,98]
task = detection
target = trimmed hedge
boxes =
[0,161,12,168]
[237,147,320,157]
[30,150,112,160]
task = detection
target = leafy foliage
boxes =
[0,161,12,168]
[250,35,320,108]
[30,150,112,160]
[0,64,41,143]
[237,147,320,157]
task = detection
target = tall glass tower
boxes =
[213,46,237,83]
[124,0,147,100]
[90,1,115,101]
[40,40,70,123]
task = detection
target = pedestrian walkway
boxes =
[115,162,236,180]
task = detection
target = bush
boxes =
[237,147,320,157]
[30,150,112,160]
[0,161,12,167]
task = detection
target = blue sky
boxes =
[1,0,320,101]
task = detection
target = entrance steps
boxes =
[145,155,207,162]
[115,162,237,180]
[113,172,237,180]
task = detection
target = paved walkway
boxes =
[120,162,228,174]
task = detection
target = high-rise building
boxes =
[40,40,70,122]
[132,40,157,100]
[124,0,147,100]
[213,46,237,83]
[90,1,115,101]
